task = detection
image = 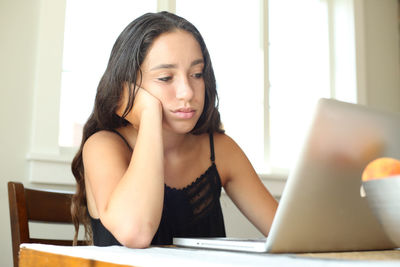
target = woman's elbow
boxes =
[120,235,152,248]
[114,223,155,248]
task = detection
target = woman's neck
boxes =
[162,131,195,157]
[119,124,199,158]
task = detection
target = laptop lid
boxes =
[266,98,397,252]
[174,99,398,253]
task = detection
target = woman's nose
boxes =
[176,77,194,101]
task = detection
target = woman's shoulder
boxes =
[191,132,236,153]
[213,132,241,152]
[83,130,132,158]
[213,132,249,164]
[212,132,245,185]
[85,130,122,146]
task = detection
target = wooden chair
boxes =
[7,181,84,267]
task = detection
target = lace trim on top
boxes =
[164,162,221,220]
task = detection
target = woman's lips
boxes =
[172,108,196,119]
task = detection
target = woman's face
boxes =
[140,30,205,134]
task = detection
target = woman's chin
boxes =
[163,122,197,135]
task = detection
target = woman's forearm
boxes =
[102,109,164,247]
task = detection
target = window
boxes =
[176,0,265,171]
[175,0,358,173]
[268,0,331,171]
[58,0,360,173]
[59,0,157,147]
[29,0,362,185]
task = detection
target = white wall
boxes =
[0,0,399,266]
[0,0,38,266]
[363,0,400,112]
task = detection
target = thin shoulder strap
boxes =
[111,129,132,151]
[209,133,215,163]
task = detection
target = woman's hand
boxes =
[117,85,162,129]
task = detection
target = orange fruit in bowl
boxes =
[362,157,400,247]
[362,157,400,181]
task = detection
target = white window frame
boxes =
[27,0,73,184]
[27,0,367,198]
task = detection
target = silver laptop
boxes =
[173,98,399,253]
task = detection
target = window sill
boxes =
[27,148,77,185]
[259,173,287,198]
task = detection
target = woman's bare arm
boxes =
[216,134,278,236]
[83,88,164,248]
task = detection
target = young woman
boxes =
[71,11,277,248]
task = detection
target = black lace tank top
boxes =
[90,132,226,246]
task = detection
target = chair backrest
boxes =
[7,181,82,267]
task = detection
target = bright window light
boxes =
[59,0,156,147]
[59,0,355,174]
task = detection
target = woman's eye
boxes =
[192,73,203,79]
[158,76,172,82]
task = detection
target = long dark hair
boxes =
[71,11,224,244]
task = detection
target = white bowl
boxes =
[363,175,400,247]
